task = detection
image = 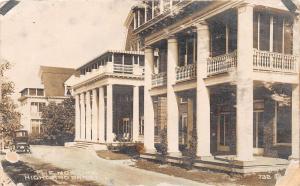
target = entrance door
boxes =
[122,118,130,141]
[217,113,230,152]
[179,113,188,145]
[253,111,264,155]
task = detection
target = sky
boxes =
[1,0,134,99]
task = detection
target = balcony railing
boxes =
[253,49,298,73]
[152,72,167,87]
[176,63,197,82]
[207,50,237,76]
[113,64,133,74]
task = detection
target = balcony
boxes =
[73,62,144,88]
[152,72,167,87]
[253,50,298,73]
[207,50,237,76]
[176,63,197,82]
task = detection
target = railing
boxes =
[176,63,197,82]
[207,50,237,76]
[253,49,298,73]
[152,72,167,87]
[113,64,133,74]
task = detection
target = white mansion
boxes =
[68,0,300,172]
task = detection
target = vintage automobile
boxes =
[10,130,31,153]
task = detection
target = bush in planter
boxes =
[155,127,168,164]
[184,125,197,169]
[135,143,145,154]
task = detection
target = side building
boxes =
[67,51,145,144]
[18,66,77,137]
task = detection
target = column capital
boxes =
[167,34,177,42]
[237,3,254,14]
[144,45,153,51]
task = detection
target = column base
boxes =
[288,155,300,161]
[197,155,213,161]
[168,151,182,157]
[144,148,156,154]
[235,156,254,162]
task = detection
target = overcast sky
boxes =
[1,0,134,98]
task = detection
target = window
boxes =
[124,54,132,65]
[31,119,42,135]
[139,117,144,135]
[29,89,36,96]
[114,54,123,64]
[178,33,197,66]
[275,101,291,144]
[37,89,44,96]
[259,13,270,51]
[254,12,293,54]
[31,102,46,113]
[210,22,226,56]
[273,15,284,53]
[284,18,293,54]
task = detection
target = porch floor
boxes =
[140,153,289,174]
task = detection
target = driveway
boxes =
[20,145,210,186]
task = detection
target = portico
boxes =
[70,51,145,144]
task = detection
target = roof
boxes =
[19,87,44,93]
[76,50,144,71]
[38,66,78,97]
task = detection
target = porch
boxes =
[140,153,289,174]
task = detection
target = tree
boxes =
[0,61,21,139]
[40,97,75,145]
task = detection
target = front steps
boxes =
[65,141,107,151]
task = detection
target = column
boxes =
[98,87,105,142]
[134,12,137,29]
[86,91,92,141]
[137,10,140,27]
[167,36,180,155]
[236,4,254,161]
[291,84,300,159]
[144,46,155,152]
[92,89,98,142]
[132,86,140,142]
[144,4,147,23]
[106,84,114,142]
[291,16,300,160]
[80,93,86,140]
[196,22,211,157]
[75,94,80,141]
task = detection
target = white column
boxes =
[134,12,137,29]
[291,85,300,159]
[80,93,86,140]
[291,16,300,160]
[98,87,105,142]
[137,10,140,27]
[270,15,273,52]
[75,94,80,141]
[196,22,211,157]
[236,4,254,161]
[144,46,155,152]
[167,36,180,155]
[160,0,164,13]
[132,86,140,142]
[106,84,114,142]
[86,91,92,141]
[144,5,147,23]
[92,89,98,142]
